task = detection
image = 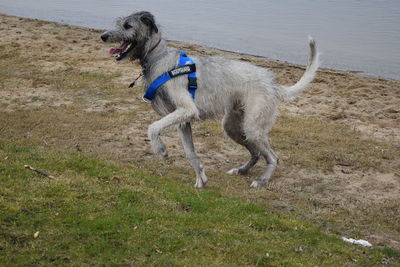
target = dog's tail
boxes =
[280,37,319,101]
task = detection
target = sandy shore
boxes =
[1,14,399,249]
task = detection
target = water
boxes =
[1,0,399,80]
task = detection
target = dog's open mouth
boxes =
[109,41,136,61]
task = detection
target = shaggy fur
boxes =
[101,11,320,188]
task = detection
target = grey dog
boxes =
[101,11,319,188]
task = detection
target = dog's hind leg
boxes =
[249,138,278,188]
[223,107,260,175]
[178,122,208,188]
[241,100,279,187]
[227,142,260,175]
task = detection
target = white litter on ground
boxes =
[342,237,372,247]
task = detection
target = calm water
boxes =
[1,0,400,80]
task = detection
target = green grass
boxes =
[0,139,397,266]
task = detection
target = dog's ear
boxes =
[140,12,158,33]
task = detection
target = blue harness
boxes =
[142,50,197,103]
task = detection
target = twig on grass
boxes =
[24,165,54,179]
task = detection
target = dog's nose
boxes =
[100,33,109,42]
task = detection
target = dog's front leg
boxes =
[178,122,208,188]
[148,108,198,159]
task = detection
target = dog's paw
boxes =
[153,141,168,159]
[194,168,208,189]
[194,179,204,189]
[250,179,265,188]
[200,168,208,184]
[227,168,240,175]
[157,148,168,160]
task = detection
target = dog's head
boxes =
[100,11,159,61]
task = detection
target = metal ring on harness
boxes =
[142,96,152,104]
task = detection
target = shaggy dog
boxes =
[101,11,319,188]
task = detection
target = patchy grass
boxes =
[271,115,398,171]
[192,115,398,172]
[0,42,122,93]
[0,139,397,266]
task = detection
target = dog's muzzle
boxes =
[101,32,137,61]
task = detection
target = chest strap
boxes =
[143,51,197,103]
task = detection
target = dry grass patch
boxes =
[271,115,398,171]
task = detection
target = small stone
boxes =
[33,231,40,239]
[295,246,303,252]
[381,258,390,265]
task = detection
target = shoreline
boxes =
[170,38,400,82]
[169,39,399,82]
[2,12,398,82]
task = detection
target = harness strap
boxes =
[179,51,198,99]
[143,50,197,103]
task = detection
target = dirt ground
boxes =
[1,14,399,250]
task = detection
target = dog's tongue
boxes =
[109,42,129,55]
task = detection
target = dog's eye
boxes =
[123,22,132,30]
